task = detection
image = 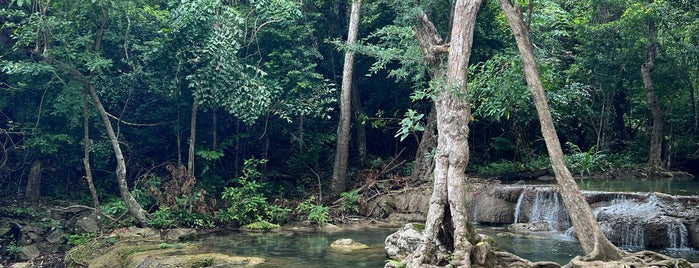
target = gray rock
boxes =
[385,223,424,261]
[20,244,41,260]
[73,213,100,233]
[45,229,65,244]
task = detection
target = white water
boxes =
[513,188,526,224]
[512,188,570,230]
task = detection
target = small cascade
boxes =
[513,189,526,224]
[529,189,569,230]
[620,223,645,248]
[667,220,690,249]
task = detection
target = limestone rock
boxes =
[329,238,369,251]
[384,223,424,261]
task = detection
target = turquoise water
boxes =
[196,228,396,267]
[576,178,699,195]
[196,225,699,267]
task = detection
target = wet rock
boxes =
[84,240,265,268]
[473,191,515,224]
[165,228,197,242]
[330,238,369,251]
[385,223,424,261]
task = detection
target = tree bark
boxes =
[410,104,436,183]
[641,13,663,168]
[331,0,362,200]
[188,100,198,177]
[86,83,148,226]
[499,0,623,261]
[407,1,484,266]
[25,159,42,202]
[352,83,367,167]
[83,93,101,213]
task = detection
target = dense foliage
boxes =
[1,0,697,229]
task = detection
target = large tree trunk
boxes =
[330,0,362,200]
[407,1,484,266]
[641,14,663,168]
[86,84,148,226]
[499,0,623,261]
[83,94,101,213]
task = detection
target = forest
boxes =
[1,0,698,267]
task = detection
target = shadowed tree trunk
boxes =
[499,0,623,261]
[85,83,148,226]
[352,83,367,167]
[410,104,436,183]
[25,159,41,202]
[188,100,198,177]
[641,8,663,168]
[331,0,362,200]
[82,94,101,213]
[406,0,484,266]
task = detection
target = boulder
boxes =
[72,213,100,233]
[329,238,369,251]
[384,223,424,261]
[20,244,40,260]
[45,229,65,244]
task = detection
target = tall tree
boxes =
[499,0,622,260]
[406,0,485,266]
[640,0,662,167]
[331,0,362,200]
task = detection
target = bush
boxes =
[340,189,360,214]
[296,196,329,226]
[219,158,292,226]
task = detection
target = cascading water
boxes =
[513,188,526,224]
[512,188,570,231]
[667,220,690,249]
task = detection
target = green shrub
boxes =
[220,158,290,226]
[146,207,177,229]
[65,232,97,246]
[340,189,360,213]
[296,196,329,226]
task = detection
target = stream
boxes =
[195,224,699,267]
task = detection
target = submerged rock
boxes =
[329,238,369,251]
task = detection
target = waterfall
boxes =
[620,223,645,248]
[513,189,526,224]
[667,220,690,249]
[529,189,569,230]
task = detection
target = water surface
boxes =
[576,178,699,195]
[196,225,699,267]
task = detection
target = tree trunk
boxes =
[83,94,101,213]
[410,104,436,183]
[86,84,148,226]
[188,100,198,178]
[25,159,42,202]
[407,1,484,266]
[331,0,362,200]
[499,0,623,261]
[642,15,663,168]
[352,83,367,167]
